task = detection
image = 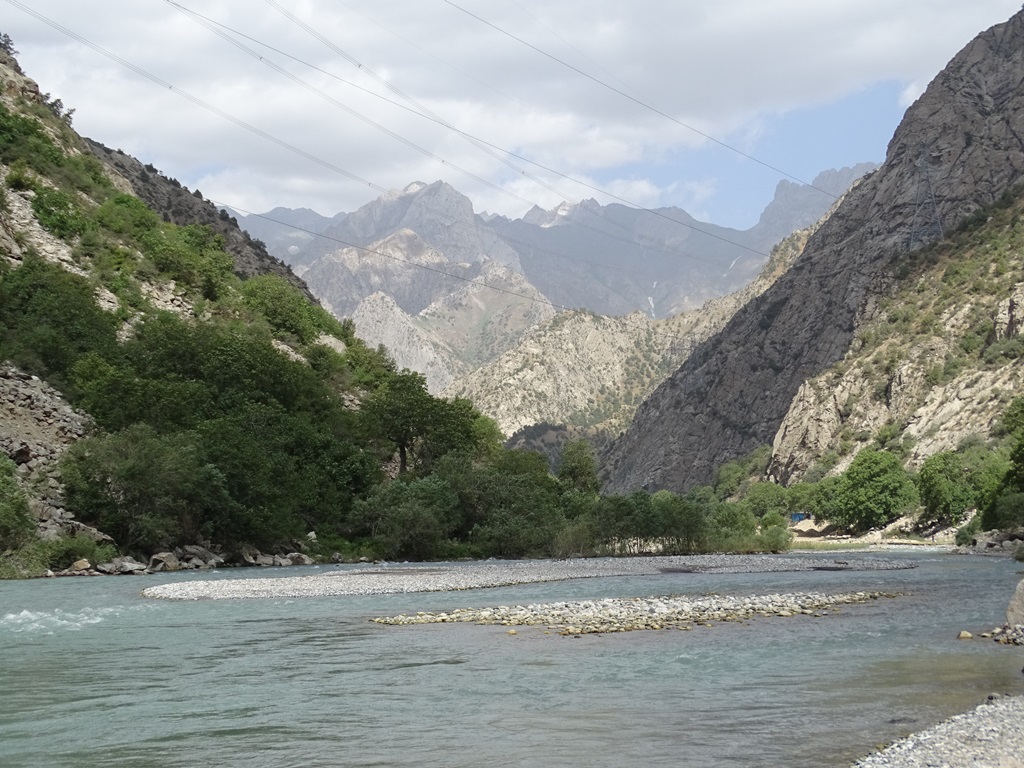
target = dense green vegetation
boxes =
[709,397,1024,543]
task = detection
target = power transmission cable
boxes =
[167,3,772,262]
[257,0,775,261]
[7,0,786,319]
[2,0,656,281]
[257,0,767,260]
[170,1,773,266]
[443,0,839,200]
[169,2,730,276]
[334,0,522,105]
[167,0,546,214]
[506,0,644,102]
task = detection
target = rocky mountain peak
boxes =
[604,8,1024,493]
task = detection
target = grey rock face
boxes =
[299,180,521,271]
[604,10,1024,493]
[303,229,477,317]
[352,292,463,393]
[1008,578,1024,627]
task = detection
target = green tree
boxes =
[917,451,974,526]
[710,501,758,550]
[361,370,436,474]
[240,274,320,343]
[960,442,1010,513]
[61,424,235,552]
[981,432,1024,530]
[713,445,771,500]
[744,481,788,518]
[816,449,919,533]
[996,396,1024,438]
[351,476,459,560]
[786,482,817,516]
[556,439,601,495]
[0,255,118,382]
[653,489,710,553]
[757,510,793,552]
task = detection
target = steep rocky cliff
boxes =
[604,9,1024,493]
[447,222,815,436]
[351,292,466,392]
[300,228,479,318]
[768,197,1024,483]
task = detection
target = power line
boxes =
[255,1,773,259]
[443,0,839,201]
[7,0,784,300]
[0,0,646,280]
[177,4,766,257]
[168,1,773,263]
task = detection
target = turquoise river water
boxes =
[2,551,1023,767]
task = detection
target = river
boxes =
[2,550,1022,767]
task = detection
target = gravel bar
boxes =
[372,590,894,634]
[141,553,914,601]
[852,695,1024,767]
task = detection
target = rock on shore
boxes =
[852,695,1024,767]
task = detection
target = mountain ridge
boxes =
[603,8,1024,493]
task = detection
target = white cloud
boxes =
[4,0,1021,222]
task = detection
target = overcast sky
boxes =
[3,1,1021,228]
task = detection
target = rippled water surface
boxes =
[2,551,1023,767]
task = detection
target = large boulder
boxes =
[1008,578,1024,627]
[179,544,217,563]
[148,552,180,572]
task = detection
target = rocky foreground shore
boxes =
[852,695,1024,767]
[141,553,914,600]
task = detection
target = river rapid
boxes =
[2,551,1022,767]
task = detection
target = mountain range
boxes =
[235,165,873,414]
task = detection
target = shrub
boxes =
[954,515,981,547]
[0,457,34,550]
[31,185,89,239]
[140,224,233,298]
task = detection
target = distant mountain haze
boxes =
[234,166,874,409]
[238,166,874,320]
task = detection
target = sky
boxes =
[2,0,1022,229]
